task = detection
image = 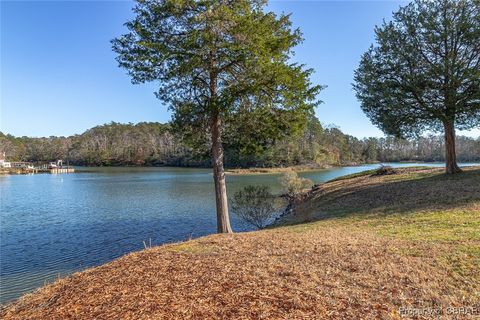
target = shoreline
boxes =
[1,161,472,176]
[225,165,335,175]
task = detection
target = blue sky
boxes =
[1,0,478,138]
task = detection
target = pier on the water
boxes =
[1,158,75,175]
[36,161,75,174]
[38,167,75,174]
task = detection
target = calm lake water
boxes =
[1,162,478,304]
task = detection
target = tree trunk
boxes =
[211,111,233,233]
[443,121,462,174]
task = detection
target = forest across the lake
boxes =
[1,116,479,168]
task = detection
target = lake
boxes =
[1,162,478,304]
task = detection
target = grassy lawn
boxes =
[282,167,480,302]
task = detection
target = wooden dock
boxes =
[1,167,75,175]
[38,167,75,174]
[50,168,74,174]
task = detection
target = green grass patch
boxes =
[327,166,436,183]
[442,244,480,280]
[365,210,480,242]
[327,169,377,182]
[284,209,480,242]
[167,242,216,255]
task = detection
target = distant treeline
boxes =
[1,118,479,167]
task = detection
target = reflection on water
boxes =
[0,162,477,303]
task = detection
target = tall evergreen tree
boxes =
[112,0,321,232]
[353,0,479,174]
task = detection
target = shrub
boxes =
[231,185,276,229]
[279,171,313,198]
[373,165,397,176]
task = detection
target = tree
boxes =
[363,138,378,162]
[231,185,276,229]
[112,0,321,233]
[353,0,480,174]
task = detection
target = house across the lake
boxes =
[0,152,12,168]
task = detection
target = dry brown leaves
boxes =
[2,227,477,320]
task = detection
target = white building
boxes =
[0,160,11,168]
[0,152,11,168]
